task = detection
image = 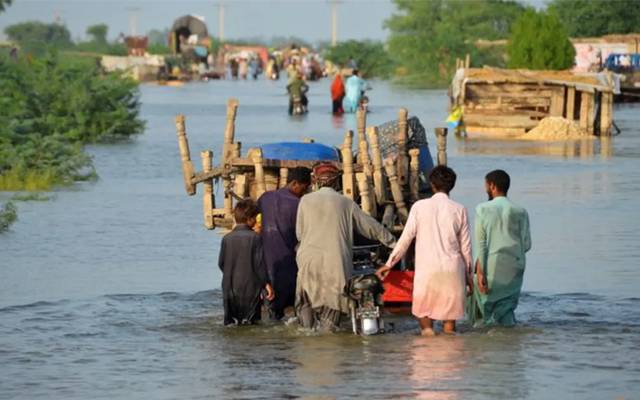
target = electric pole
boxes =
[331,1,338,46]
[218,2,225,43]
[127,7,140,36]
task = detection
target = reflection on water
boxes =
[409,336,466,400]
[456,136,613,159]
[292,336,346,391]
[1,80,639,399]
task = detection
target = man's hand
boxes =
[466,270,474,297]
[476,260,489,295]
[376,264,393,281]
[264,284,275,301]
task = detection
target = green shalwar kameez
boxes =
[467,196,531,326]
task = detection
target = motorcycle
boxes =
[290,94,308,115]
[345,245,386,335]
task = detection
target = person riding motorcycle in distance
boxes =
[287,72,309,115]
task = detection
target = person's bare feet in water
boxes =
[421,327,436,336]
[443,320,456,335]
[418,317,436,336]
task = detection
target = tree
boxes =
[548,0,640,38]
[86,23,108,44]
[507,9,575,70]
[4,21,72,54]
[0,0,12,13]
[385,0,525,87]
[0,52,144,190]
[147,28,170,46]
[323,40,393,78]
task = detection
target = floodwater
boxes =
[1,79,639,399]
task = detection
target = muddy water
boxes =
[1,79,639,399]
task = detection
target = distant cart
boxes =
[450,67,617,138]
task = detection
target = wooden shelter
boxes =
[175,99,441,232]
[450,67,616,137]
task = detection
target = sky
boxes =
[0,0,397,43]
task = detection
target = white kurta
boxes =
[386,192,472,321]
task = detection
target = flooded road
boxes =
[2,79,639,399]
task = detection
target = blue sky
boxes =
[0,0,397,42]
[0,0,547,43]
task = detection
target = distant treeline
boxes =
[384,0,640,87]
[328,0,640,87]
[2,21,175,57]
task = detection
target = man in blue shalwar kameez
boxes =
[468,170,532,327]
[257,167,311,320]
[343,70,369,113]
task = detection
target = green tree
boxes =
[548,0,640,38]
[4,21,72,55]
[385,0,525,87]
[0,51,144,190]
[323,40,394,78]
[75,23,127,56]
[86,23,108,44]
[147,28,169,45]
[507,9,575,70]
[0,0,12,13]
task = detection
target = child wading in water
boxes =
[219,199,274,325]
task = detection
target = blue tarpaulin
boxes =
[260,142,339,161]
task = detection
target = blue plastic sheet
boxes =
[260,142,339,161]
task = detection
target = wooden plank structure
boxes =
[175,98,440,232]
[451,67,616,137]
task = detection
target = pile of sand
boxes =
[521,117,592,141]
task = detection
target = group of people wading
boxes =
[285,67,370,116]
[218,164,531,334]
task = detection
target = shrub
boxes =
[323,40,394,78]
[0,51,144,190]
[507,9,575,70]
[0,201,17,232]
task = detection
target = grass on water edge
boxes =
[0,167,97,192]
[0,168,61,191]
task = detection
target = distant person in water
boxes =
[378,166,473,335]
[330,72,345,114]
[258,167,312,320]
[229,59,239,80]
[467,170,531,327]
[343,69,368,113]
[219,199,274,325]
[287,73,309,115]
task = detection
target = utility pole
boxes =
[331,0,339,46]
[218,2,225,43]
[127,7,140,36]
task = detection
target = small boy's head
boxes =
[234,199,259,227]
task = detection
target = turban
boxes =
[313,162,341,184]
